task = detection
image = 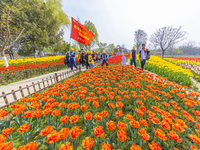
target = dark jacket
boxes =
[81,52,85,61]
[131,49,136,60]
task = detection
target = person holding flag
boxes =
[78,50,82,65]
[85,49,89,70]
[81,49,85,67]
[69,48,78,70]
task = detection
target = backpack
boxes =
[146,51,150,60]
[64,58,67,64]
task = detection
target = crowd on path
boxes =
[64,43,150,72]
[65,48,109,71]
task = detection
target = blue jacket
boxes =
[69,51,76,61]
[102,54,107,60]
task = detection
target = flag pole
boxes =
[69,17,72,52]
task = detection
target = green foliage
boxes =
[172,48,183,55]
[17,42,34,57]
[84,21,99,50]
[106,44,116,53]
[1,0,70,56]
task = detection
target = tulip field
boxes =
[1,56,200,150]
[164,58,200,82]
[0,56,75,75]
[135,55,193,87]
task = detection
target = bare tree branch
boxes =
[4,28,25,51]
[134,29,147,52]
[1,9,11,52]
[150,26,186,57]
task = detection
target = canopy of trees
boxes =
[0,0,70,60]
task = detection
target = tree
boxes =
[134,29,147,53]
[172,48,183,56]
[150,26,186,57]
[84,21,99,50]
[1,0,70,58]
[98,42,107,51]
[106,44,115,53]
[0,9,25,67]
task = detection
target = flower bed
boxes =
[171,58,200,62]
[137,55,193,86]
[0,65,200,149]
[165,58,200,82]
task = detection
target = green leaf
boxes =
[112,143,118,150]
[34,128,41,134]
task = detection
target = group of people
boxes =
[65,44,149,72]
[130,44,150,71]
[65,48,108,70]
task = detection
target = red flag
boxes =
[70,17,94,46]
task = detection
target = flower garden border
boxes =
[0,67,81,109]
[0,59,104,109]
[0,64,69,84]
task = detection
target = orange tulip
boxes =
[93,125,104,138]
[70,115,79,123]
[18,142,37,150]
[148,141,161,150]
[115,110,123,117]
[130,144,141,150]
[117,121,126,131]
[17,124,30,132]
[82,137,94,150]
[94,112,102,121]
[154,128,167,141]
[2,127,13,137]
[39,126,53,136]
[60,115,69,124]
[106,120,116,131]
[117,130,127,142]
[70,126,81,139]
[138,128,149,142]
[51,109,61,117]
[81,104,88,111]
[47,130,59,143]
[84,112,92,120]
[101,142,112,150]
[59,142,73,150]
[59,128,69,139]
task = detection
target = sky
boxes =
[62,0,200,49]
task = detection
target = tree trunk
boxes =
[40,50,44,57]
[12,52,14,59]
[34,49,36,58]
[1,51,9,67]
[8,51,13,59]
[162,50,165,57]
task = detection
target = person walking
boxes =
[130,46,137,68]
[88,51,94,69]
[78,50,82,66]
[69,48,78,71]
[81,49,85,67]
[65,51,70,68]
[139,44,149,71]
[85,49,89,70]
[101,50,108,68]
